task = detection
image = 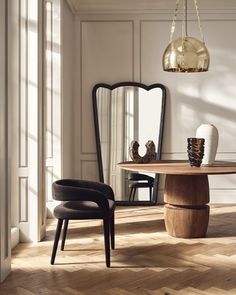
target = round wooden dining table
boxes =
[118,160,236,238]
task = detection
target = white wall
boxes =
[63,0,236,203]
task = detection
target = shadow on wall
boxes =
[163,48,236,154]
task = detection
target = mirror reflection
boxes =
[93,82,166,204]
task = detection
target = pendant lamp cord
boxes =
[169,0,180,43]
[185,0,188,37]
[169,0,205,43]
[194,0,205,43]
[181,0,187,39]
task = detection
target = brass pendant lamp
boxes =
[163,0,210,73]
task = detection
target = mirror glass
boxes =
[93,82,166,204]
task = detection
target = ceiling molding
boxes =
[65,0,78,14]
[65,0,236,15]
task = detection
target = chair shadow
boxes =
[45,218,166,241]
[46,207,236,243]
[54,238,236,268]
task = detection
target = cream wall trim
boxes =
[19,0,30,231]
[8,0,20,236]
[45,2,54,161]
[19,0,28,168]
[44,0,62,219]
[18,0,30,231]
[66,0,236,15]
[79,153,97,161]
[76,13,236,23]
[210,190,236,203]
[65,0,76,13]
[62,0,75,178]
[44,0,62,199]
[38,0,45,237]
[19,177,28,222]
[73,17,81,177]
[0,0,11,283]
[11,227,19,250]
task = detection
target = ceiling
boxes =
[66,0,236,14]
[66,0,181,14]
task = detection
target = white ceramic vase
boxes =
[196,124,219,166]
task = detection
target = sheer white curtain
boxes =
[97,88,111,184]
[109,87,126,199]
[97,86,137,200]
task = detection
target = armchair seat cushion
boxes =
[54,199,115,220]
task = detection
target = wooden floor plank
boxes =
[1,204,236,294]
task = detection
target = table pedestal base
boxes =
[164,204,209,238]
[164,174,210,238]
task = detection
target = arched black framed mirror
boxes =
[92,82,166,205]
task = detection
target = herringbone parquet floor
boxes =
[1,204,236,295]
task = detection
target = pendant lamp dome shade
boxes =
[163,0,210,73]
[163,36,210,72]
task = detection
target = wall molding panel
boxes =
[81,160,99,181]
[19,177,28,222]
[73,18,134,176]
[79,20,134,156]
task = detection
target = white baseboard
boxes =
[46,201,60,219]
[210,190,236,203]
[11,227,19,249]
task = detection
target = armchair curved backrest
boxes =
[52,179,115,211]
[128,173,154,183]
[128,173,154,201]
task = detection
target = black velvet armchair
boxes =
[50,179,115,267]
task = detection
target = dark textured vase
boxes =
[187,138,205,167]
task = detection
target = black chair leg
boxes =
[61,219,69,251]
[128,188,133,201]
[51,219,63,265]
[149,187,152,201]
[110,214,115,250]
[132,188,136,201]
[103,218,110,267]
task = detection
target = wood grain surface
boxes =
[164,174,210,206]
[1,205,236,294]
[118,160,236,175]
[164,174,210,238]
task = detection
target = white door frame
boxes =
[0,0,11,283]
